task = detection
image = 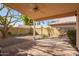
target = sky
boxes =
[0,3,76,27]
[0,3,24,27]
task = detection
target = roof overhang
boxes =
[49,22,76,26]
[6,3,79,21]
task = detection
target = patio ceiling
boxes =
[6,3,79,21]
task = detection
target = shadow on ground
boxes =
[0,36,78,56]
[0,37,36,56]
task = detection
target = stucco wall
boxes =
[0,27,32,38]
[8,27,32,35]
[35,26,60,37]
[50,24,76,36]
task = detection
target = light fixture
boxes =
[33,4,39,12]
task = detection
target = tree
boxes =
[20,15,33,34]
[0,4,21,38]
[20,15,33,25]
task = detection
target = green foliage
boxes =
[0,16,4,24]
[67,29,76,45]
[20,15,33,25]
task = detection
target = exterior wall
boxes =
[8,27,32,35]
[35,27,49,36]
[35,26,60,37]
[50,27,60,37]
[53,24,76,28]
[0,27,32,38]
[50,24,76,37]
[57,25,76,32]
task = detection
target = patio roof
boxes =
[49,22,76,26]
[6,3,79,21]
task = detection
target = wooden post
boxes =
[76,9,79,50]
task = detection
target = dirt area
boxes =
[0,36,78,56]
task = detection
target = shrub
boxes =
[8,32,12,36]
[67,29,76,45]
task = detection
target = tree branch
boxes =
[0,5,4,11]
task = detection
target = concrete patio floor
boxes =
[0,36,78,56]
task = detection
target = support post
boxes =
[41,26,43,37]
[33,20,36,40]
[49,26,52,38]
[76,9,79,50]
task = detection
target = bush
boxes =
[8,32,12,36]
[67,29,76,45]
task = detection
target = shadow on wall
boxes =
[35,27,60,37]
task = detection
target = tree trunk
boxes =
[0,28,9,39]
[0,30,7,38]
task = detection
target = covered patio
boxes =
[1,3,79,55]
